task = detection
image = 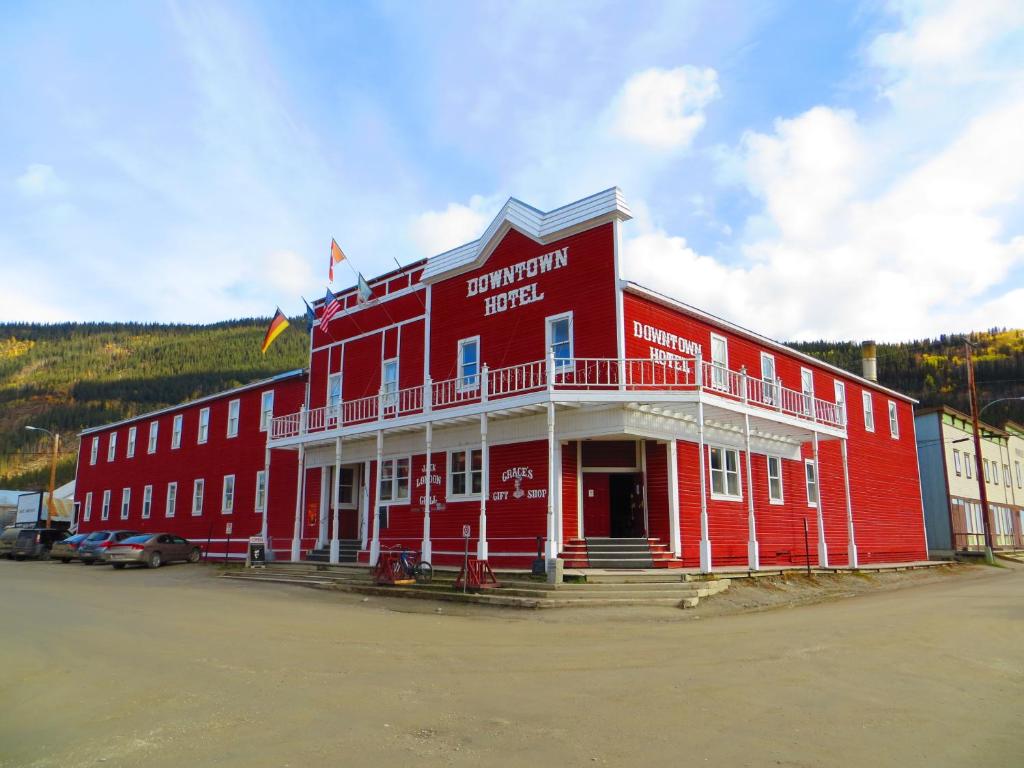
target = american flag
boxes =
[319,287,341,332]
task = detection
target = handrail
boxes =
[269,356,848,438]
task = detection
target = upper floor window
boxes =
[457,337,480,391]
[126,426,136,458]
[101,490,111,521]
[834,381,846,425]
[378,457,410,503]
[805,460,818,507]
[147,421,158,454]
[888,400,899,439]
[760,352,777,405]
[166,482,177,518]
[862,392,875,432]
[991,461,999,485]
[449,448,483,498]
[142,485,152,519]
[800,368,815,417]
[767,456,784,504]
[708,446,741,500]
[260,391,274,431]
[381,360,398,409]
[546,312,574,370]
[1016,461,1022,489]
[84,492,93,522]
[172,414,183,449]
[107,432,117,462]
[227,399,240,438]
[198,408,210,444]
[222,475,235,514]
[710,333,728,390]
[327,373,342,410]
[120,488,131,520]
[953,449,962,476]
[192,478,205,516]
[1004,464,1011,487]
[965,453,973,479]
[90,437,98,465]
[255,471,267,513]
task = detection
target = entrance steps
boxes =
[559,537,683,569]
[304,539,361,563]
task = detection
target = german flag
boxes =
[261,308,290,354]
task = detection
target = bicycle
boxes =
[398,547,433,584]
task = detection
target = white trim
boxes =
[171,414,183,449]
[147,421,158,454]
[221,474,235,514]
[327,372,343,410]
[545,310,575,371]
[126,426,137,458]
[101,490,111,521]
[862,391,875,433]
[767,455,784,505]
[708,444,742,502]
[192,478,205,516]
[198,407,210,444]
[310,314,427,356]
[833,380,847,426]
[254,470,266,513]
[456,335,481,393]
[259,390,274,432]
[888,399,900,439]
[107,432,117,462]
[84,491,93,522]
[120,487,131,520]
[142,485,152,519]
[377,454,411,505]
[710,333,729,391]
[166,481,177,518]
[381,358,399,410]
[804,458,818,508]
[89,437,98,465]
[446,446,483,501]
[226,399,240,438]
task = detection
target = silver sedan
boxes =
[106,533,202,569]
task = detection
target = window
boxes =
[992,462,1000,485]
[260,391,274,431]
[449,449,483,498]
[226,399,240,437]
[255,471,266,513]
[805,460,818,507]
[147,421,158,453]
[126,426,136,458]
[708,446,741,499]
[953,449,962,476]
[888,401,899,439]
[107,432,117,462]
[710,333,728,390]
[120,488,131,520]
[101,490,111,521]
[862,391,875,432]
[965,453,973,479]
[1004,464,1011,487]
[84,492,93,522]
[166,482,177,518]
[198,408,210,444]
[327,373,342,410]
[834,381,846,425]
[760,352,777,405]
[90,437,98,465]
[222,475,235,514]
[172,414,183,449]
[546,312,574,370]
[457,337,480,391]
[767,456,784,504]
[800,368,815,416]
[337,467,356,506]
[983,458,991,482]
[192,479,205,516]
[142,485,152,519]
[378,457,410,503]
[1016,461,1022,489]
[381,360,398,409]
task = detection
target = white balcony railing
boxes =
[270,356,847,440]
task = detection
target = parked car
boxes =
[0,527,20,559]
[106,533,202,569]
[78,530,142,564]
[11,528,69,560]
[50,533,89,563]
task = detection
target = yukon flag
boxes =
[328,238,347,282]
[357,272,373,303]
[261,308,290,354]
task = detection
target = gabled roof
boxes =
[420,187,632,283]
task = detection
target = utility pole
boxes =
[25,426,60,529]
[965,343,995,564]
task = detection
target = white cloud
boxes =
[15,164,67,198]
[609,66,720,150]
[409,196,499,256]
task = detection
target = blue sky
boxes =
[2,0,1023,340]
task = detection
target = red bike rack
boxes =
[454,558,500,590]
[373,551,415,586]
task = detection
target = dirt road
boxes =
[1,560,1021,767]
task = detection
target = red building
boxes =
[268,188,928,571]
[74,370,306,559]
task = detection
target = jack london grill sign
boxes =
[466,247,569,316]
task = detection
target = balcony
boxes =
[270,356,846,443]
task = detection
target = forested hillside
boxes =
[0,320,308,490]
[2,321,1021,492]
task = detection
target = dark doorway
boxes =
[609,473,644,537]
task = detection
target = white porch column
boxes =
[370,430,383,564]
[421,423,433,562]
[317,467,328,549]
[360,459,370,551]
[744,413,760,571]
[546,402,557,561]
[260,442,270,543]
[813,432,829,567]
[697,386,712,573]
[841,438,858,568]
[667,439,681,558]
[290,444,305,562]
[478,412,489,560]
[329,437,341,563]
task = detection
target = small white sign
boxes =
[462,524,471,538]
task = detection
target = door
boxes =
[609,473,646,537]
[582,473,611,537]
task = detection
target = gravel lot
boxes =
[1,558,1022,767]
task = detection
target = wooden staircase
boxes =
[559,537,683,569]
[305,539,361,563]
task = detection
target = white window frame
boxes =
[222,474,235,514]
[107,432,117,462]
[126,426,136,458]
[142,485,152,519]
[800,368,815,416]
[991,461,999,485]
[255,471,267,513]
[101,490,111,521]
[147,420,158,454]
[90,437,98,465]
[708,445,742,501]
[172,414,183,449]
[545,311,575,371]
[805,459,818,508]
[166,482,177,518]
[447,448,483,500]
[260,391,274,432]
[1016,461,1022,489]
[862,391,875,432]
[953,449,962,476]
[378,456,411,504]
[192,478,205,516]
[965,453,973,479]
[198,407,210,444]
[1004,464,1011,487]
[710,333,729,391]
[888,400,899,439]
[456,336,481,392]
[120,488,131,520]
[226,399,240,438]
[336,466,357,509]
[381,359,399,409]
[833,381,846,426]
[84,491,93,522]
[327,373,343,411]
[767,455,784,504]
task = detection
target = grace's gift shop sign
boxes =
[491,466,547,501]
[466,247,569,316]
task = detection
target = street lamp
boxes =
[979,396,1024,417]
[25,425,60,529]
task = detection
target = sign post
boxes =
[462,524,471,594]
